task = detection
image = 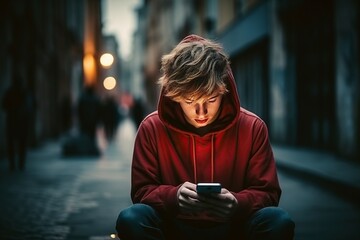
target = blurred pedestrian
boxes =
[60,94,72,134]
[101,96,120,140]
[116,35,295,239]
[77,85,101,138]
[77,85,101,155]
[2,75,34,171]
[130,97,145,128]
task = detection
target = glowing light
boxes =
[83,53,96,85]
[110,233,116,239]
[100,53,114,68]
[103,76,116,90]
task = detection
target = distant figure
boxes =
[75,85,101,155]
[2,76,34,171]
[60,95,72,134]
[101,96,120,140]
[77,85,101,139]
[130,97,146,128]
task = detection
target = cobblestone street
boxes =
[0,118,136,240]
[1,117,359,240]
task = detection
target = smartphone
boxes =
[196,183,222,194]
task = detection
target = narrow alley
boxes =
[0,117,359,240]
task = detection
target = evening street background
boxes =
[1,117,359,240]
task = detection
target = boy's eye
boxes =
[208,97,217,103]
[185,100,193,105]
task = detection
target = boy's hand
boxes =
[177,182,238,220]
[197,188,238,220]
[177,181,204,212]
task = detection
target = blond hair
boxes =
[158,38,230,101]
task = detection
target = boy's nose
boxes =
[195,103,208,115]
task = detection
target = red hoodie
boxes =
[131,35,281,223]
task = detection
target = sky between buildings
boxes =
[102,0,142,60]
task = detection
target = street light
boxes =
[100,53,114,68]
[83,53,96,86]
[103,76,116,90]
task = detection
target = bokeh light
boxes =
[100,53,114,68]
[103,76,116,90]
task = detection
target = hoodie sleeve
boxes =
[130,115,180,216]
[232,118,281,221]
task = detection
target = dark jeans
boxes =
[116,203,295,240]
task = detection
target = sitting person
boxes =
[116,34,295,240]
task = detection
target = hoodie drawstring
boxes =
[211,134,214,182]
[191,136,197,183]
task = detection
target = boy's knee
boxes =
[116,207,134,229]
[248,207,295,239]
[116,204,164,239]
[278,208,294,227]
[260,207,294,227]
[117,204,145,229]
[116,204,158,233]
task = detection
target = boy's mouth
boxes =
[195,118,208,124]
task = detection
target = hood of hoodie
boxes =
[158,34,240,136]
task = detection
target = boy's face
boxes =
[178,93,223,128]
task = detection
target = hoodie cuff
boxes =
[232,192,254,222]
[164,185,181,215]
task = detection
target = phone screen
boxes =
[196,183,222,194]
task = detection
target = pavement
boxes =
[0,118,136,240]
[0,117,359,239]
[273,144,360,206]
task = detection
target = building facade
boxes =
[0,0,103,158]
[130,0,360,160]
